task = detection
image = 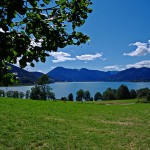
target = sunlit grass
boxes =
[0,98,150,149]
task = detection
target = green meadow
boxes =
[0,98,150,150]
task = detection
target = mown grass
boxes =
[0,98,150,150]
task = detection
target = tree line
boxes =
[62,85,150,102]
[0,74,55,100]
[0,75,150,102]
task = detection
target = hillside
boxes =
[47,67,111,82]
[8,65,150,83]
[47,67,150,82]
[109,67,150,82]
[9,64,43,84]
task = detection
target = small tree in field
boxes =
[116,85,130,100]
[146,91,150,102]
[19,92,25,99]
[84,90,91,101]
[0,90,5,97]
[30,74,54,100]
[103,88,116,100]
[76,89,84,101]
[30,85,41,100]
[13,91,19,98]
[90,97,93,101]
[25,90,30,99]
[6,91,14,98]
[94,92,102,101]
[130,89,137,99]
[68,93,74,101]
[137,88,150,102]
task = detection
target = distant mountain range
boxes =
[9,64,150,83]
[108,67,150,82]
[47,67,150,82]
[47,67,116,82]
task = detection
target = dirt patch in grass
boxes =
[100,120,134,126]
[43,116,66,123]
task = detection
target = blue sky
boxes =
[25,0,150,73]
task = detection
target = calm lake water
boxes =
[1,82,150,99]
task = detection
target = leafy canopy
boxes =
[0,0,92,85]
[30,74,55,100]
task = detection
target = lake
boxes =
[0,82,150,99]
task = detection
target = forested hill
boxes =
[47,67,150,82]
[108,67,150,82]
[9,65,150,83]
[9,64,43,84]
[47,67,112,82]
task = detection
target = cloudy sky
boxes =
[25,0,150,73]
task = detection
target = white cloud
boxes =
[50,51,76,63]
[123,41,150,56]
[0,28,4,33]
[103,65,124,71]
[103,60,150,71]
[126,60,150,68]
[30,39,43,47]
[76,53,103,61]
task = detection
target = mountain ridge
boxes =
[47,67,150,82]
[9,64,150,83]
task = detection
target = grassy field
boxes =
[0,98,150,150]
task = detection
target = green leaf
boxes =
[43,0,50,5]
[29,1,37,7]
[40,4,45,7]
[36,14,41,19]
[10,22,14,28]
[18,8,26,15]
[2,25,9,31]
[30,63,35,67]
